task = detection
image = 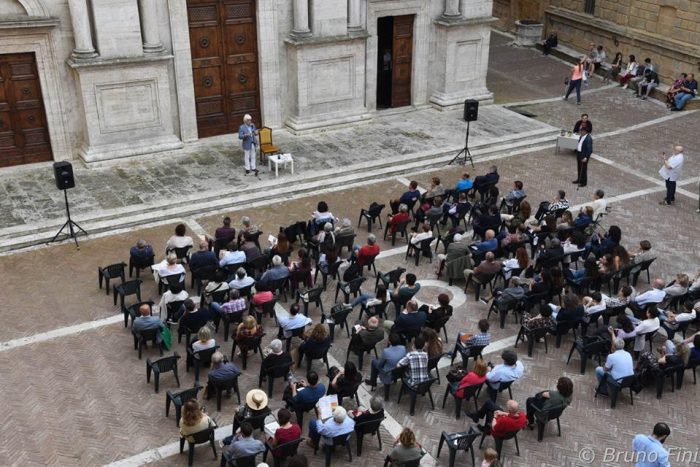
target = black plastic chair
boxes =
[314,433,353,467]
[129,253,154,278]
[488,298,522,330]
[165,299,185,325]
[282,325,307,352]
[259,361,293,398]
[430,315,452,342]
[191,264,218,295]
[335,234,356,260]
[442,382,482,419]
[566,337,608,374]
[335,276,366,304]
[405,238,433,266]
[298,341,331,372]
[335,379,363,406]
[427,353,444,385]
[269,277,289,302]
[98,262,126,295]
[682,358,700,387]
[166,384,203,426]
[398,377,438,416]
[358,203,385,232]
[179,423,217,467]
[437,427,480,467]
[186,345,221,383]
[375,267,405,292]
[514,326,549,358]
[219,308,245,342]
[464,272,496,302]
[551,320,579,348]
[360,301,389,321]
[655,362,685,399]
[383,218,410,246]
[147,352,181,393]
[246,255,270,278]
[479,428,520,460]
[383,366,407,400]
[132,327,163,360]
[314,259,342,291]
[159,273,185,295]
[533,404,566,441]
[263,437,305,466]
[354,416,384,456]
[489,380,514,402]
[323,303,353,340]
[347,338,379,371]
[220,452,258,467]
[211,375,242,411]
[299,287,324,316]
[114,279,143,323]
[450,344,486,368]
[632,258,655,286]
[231,332,266,370]
[596,374,636,408]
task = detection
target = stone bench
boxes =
[535,43,699,110]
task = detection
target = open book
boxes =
[316,394,339,421]
[264,421,280,438]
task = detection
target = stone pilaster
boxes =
[292,0,311,37]
[444,0,461,17]
[348,0,362,31]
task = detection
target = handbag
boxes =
[446,366,468,383]
[161,326,172,350]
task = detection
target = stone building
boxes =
[0,0,495,168]
[493,0,700,85]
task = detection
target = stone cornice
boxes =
[284,32,370,47]
[0,16,59,29]
[66,53,174,69]
[434,15,498,28]
[545,6,700,58]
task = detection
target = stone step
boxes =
[0,126,559,252]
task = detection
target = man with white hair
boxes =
[238,114,258,176]
[349,316,384,353]
[658,145,684,206]
[257,255,289,289]
[595,337,634,396]
[468,399,527,436]
[307,405,355,449]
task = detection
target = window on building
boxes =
[584,0,595,15]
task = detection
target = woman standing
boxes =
[564,58,586,105]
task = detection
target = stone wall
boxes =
[492,0,700,85]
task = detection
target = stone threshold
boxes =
[0,126,559,252]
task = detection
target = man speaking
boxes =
[573,127,592,188]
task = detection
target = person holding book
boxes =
[267,408,302,458]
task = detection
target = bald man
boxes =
[131,303,165,343]
[659,145,684,206]
[350,316,385,353]
[468,399,527,436]
[238,114,258,176]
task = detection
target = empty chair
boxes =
[167,245,192,265]
[166,384,203,426]
[298,287,324,316]
[258,126,280,162]
[335,276,366,304]
[354,416,385,456]
[114,279,143,324]
[566,337,608,374]
[98,262,126,295]
[322,303,353,340]
[514,326,549,358]
[191,264,218,295]
[147,353,181,393]
[376,267,406,292]
[358,203,385,232]
[437,428,480,467]
[632,258,655,286]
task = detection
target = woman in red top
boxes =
[387,204,411,234]
[269,408,301,458]
[455,358,488,398]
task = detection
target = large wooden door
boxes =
[187,0,260,138]
[0,53,52,167]
[390,15,414,108]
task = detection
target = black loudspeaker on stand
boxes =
[448,99,479,168]
[49,161,87,248]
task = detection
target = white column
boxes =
[67,0,97,59]
[292,0,311,37]
[139,0,165,53]
[348,0,362,31]
[444,0,460,17]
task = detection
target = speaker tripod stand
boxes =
[49,188,88,249]
[448,120,475,168]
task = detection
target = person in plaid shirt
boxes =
[214,289,247,317]
[396,336,429,387]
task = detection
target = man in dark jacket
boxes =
[573,127,592,187]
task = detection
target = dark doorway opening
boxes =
[376,16,393,109]
[376,15,414,110]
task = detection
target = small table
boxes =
[556,134,580,154]
[268,153,294,177]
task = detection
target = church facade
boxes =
[0,0,494,167]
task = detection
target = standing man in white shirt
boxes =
[658,145,684,206]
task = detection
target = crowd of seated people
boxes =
[117,178,700,465]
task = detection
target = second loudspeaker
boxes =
[463,99,479,122]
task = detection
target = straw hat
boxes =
[245,389,269,410]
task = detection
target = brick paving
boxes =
[1,29,700,467]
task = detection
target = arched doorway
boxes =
[186,0,261,138]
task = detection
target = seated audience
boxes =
[455,172,473,191]
[130,239,154,266]
[525,377,574,428]
[222,421,265,462]
[278,304,312,338]
[468,399,527,436]
[179,399,215,442]
[189,241,218,272]
[671,73,697,111]
[307,406,354,449]
[396,336,430,387]
[595,338,634,395]
[165,223,193,252]
[229,267,255,290]
[205,351,241,400]
[485,350,524,400]
[366,333,407,388]
[386,428,423,466]
[285,370,325,411]
[267,408,302,458]
[132,303,165,342]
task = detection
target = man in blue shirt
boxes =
[485,349,525,400]
[222,421,265,462]
[257,255,290,290]
[386,300,427,336]
[672,73,697,111]
[308,406,355,449]
[278,304,312,338]
[189,241,218,272]
[285,370,325,411]
[132,303,164,342]
[238,114,258,175]
[366,333,407,388]
[220,248,246,267]
[455,172,473,192]
[595,338,634,395]
[632,423,671,467]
